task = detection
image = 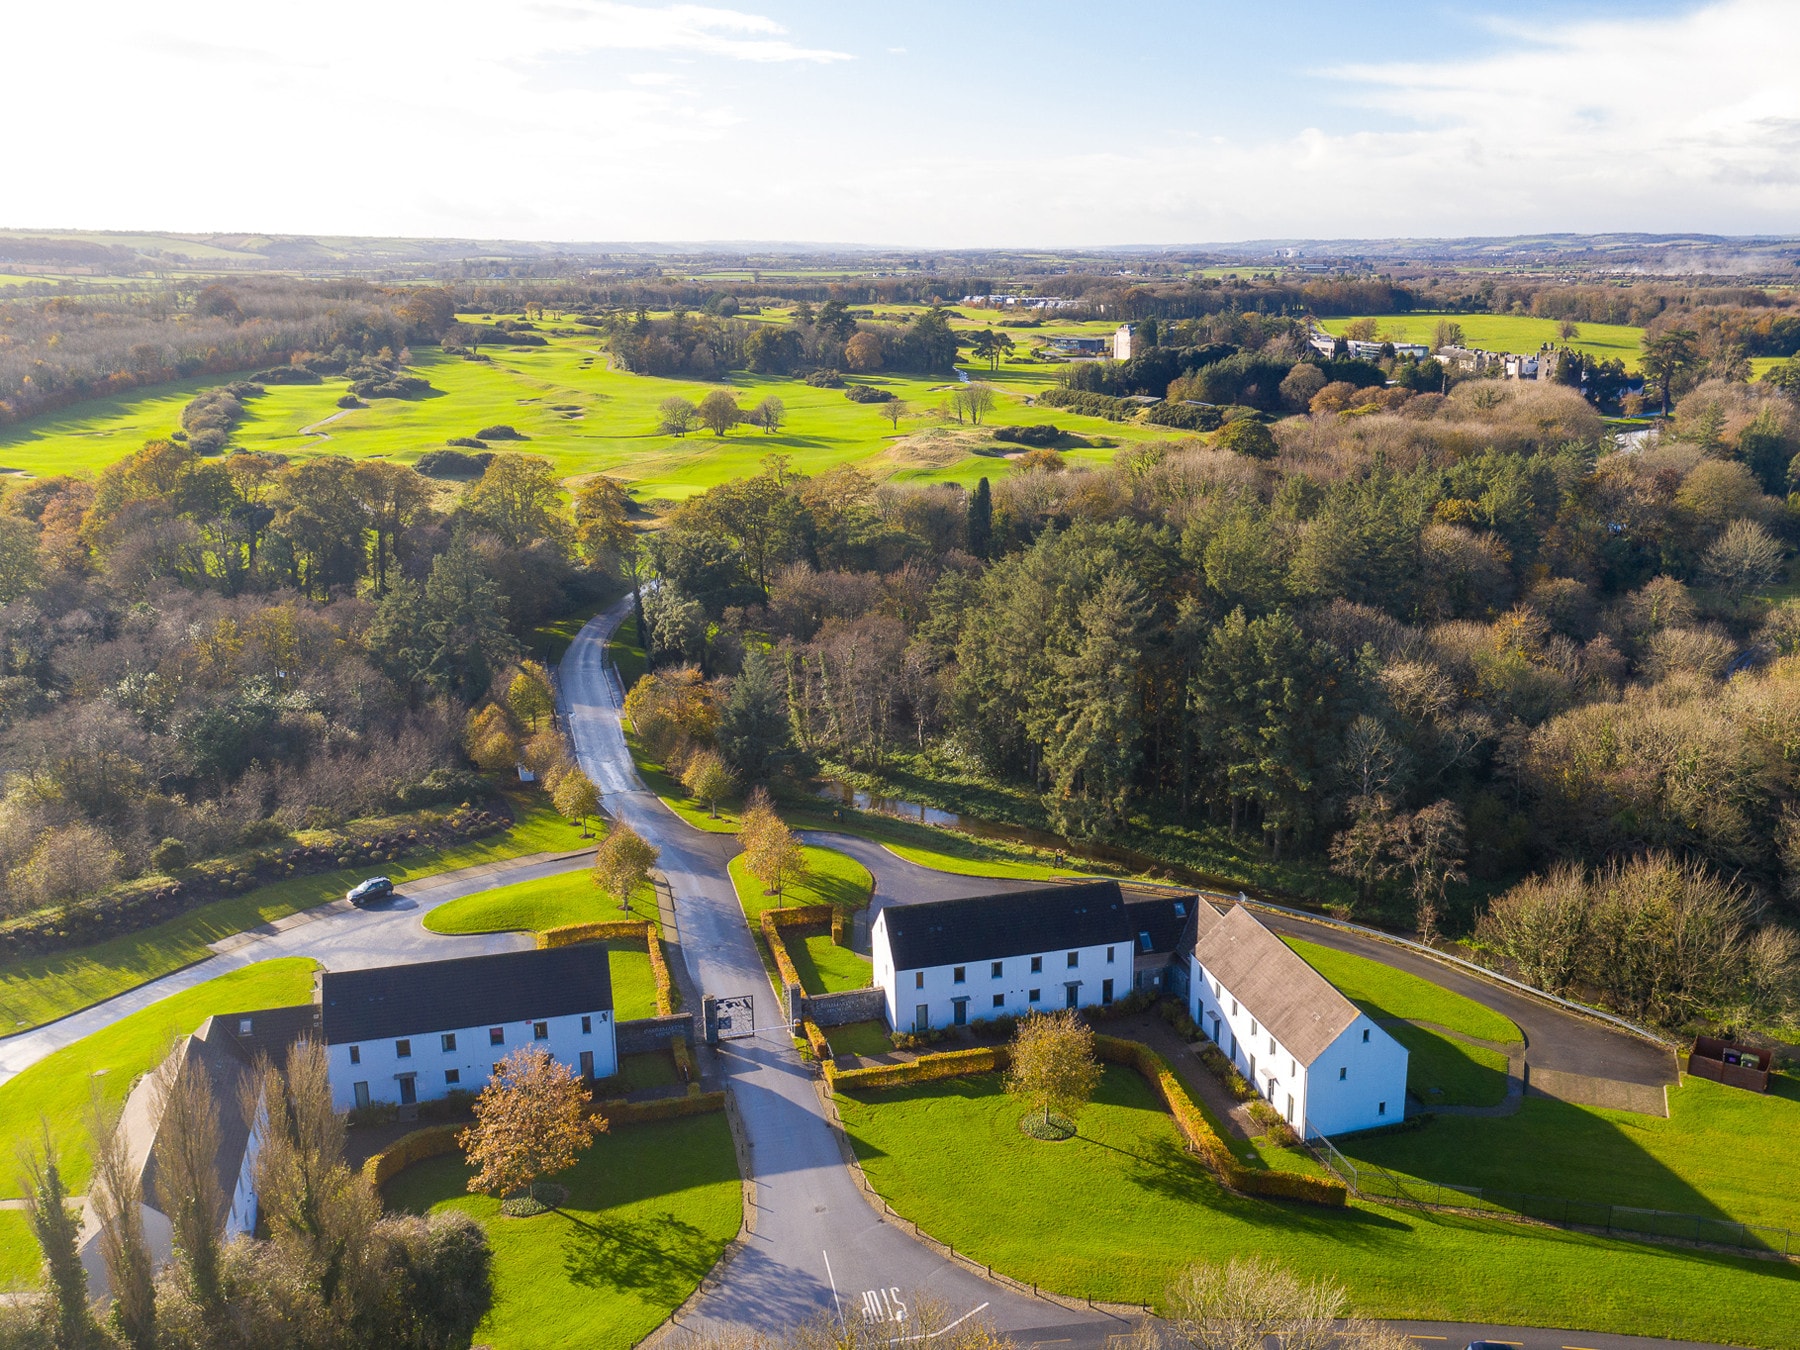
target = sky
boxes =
[3,0,1797,247]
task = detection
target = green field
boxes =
[0,959,318,1203]
[789,932,872,996]
[0,1210,39,1290]
[727,844,873,927]
[423,870,657,935]
[1347,1071,1800,1235]
[1284,936,1522,1044]
[383,1114,741,1350]
[0,323,1177,492]
[1320,313,1645,369]
[837,1069,1799,1344]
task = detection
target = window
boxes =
[581,1016,592,1034]
[1231,998,1238,1016]
[441,1033,456,1053]
[348,1045,361,1065]
[1173,901,1187,917]
[992,994,1005,1008]
[445,1069,461,1086]
[1250,1019,1259,1037]
[1138,931,1154,953]
[352,1082,370,1110]
[1028,988,1041,1003]
[395,1039,411,1059]
[1378,1101,1387,1117]
[953,966,966,984]
[1066,951,1079,968]
[1362,1028,1370,1043]
[1339,1066,1347,1081]
[990,961,1003,978]
[1106,946,1115,964]
[1030,956,1043,974]
[238,1018,252,1034]
[489,1027,505,1046]
[1102,978,1114,1005]
[533,1021,549,1040]
[915,971,924,989]
[1290,1058,1296,1077]
[1269,1036,1276,1056]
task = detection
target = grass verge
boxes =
[382,1114,741,1350]
[822,1019,894,1059]
[0,794,576,1033]
[0,1211,38,1290]
[728,845,872,927]
[0,959,319,1202]
[423,872,658,935]
[1283,936,1522,1045]
[836,1068,1800,1345]
[1389,1023,1511,1108]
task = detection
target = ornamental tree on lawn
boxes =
[680,750,737,818]
[593,821,659,912]
[459,1046,603,1202]
[1005,1009,1101,1132]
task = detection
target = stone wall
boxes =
[617,1012,693,1055]
[802,987,888,1028]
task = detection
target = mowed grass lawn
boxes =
[0,326,1173,493]
[1284,934,1518,1108]
[0,1210,38,1290]
[0,959,318,1202]
[383,1114,741,1350]
[0,794,574,1033]
[729,845,873,927]
[837,1069,1800,1345]
[1347,1071,1800,1236]
[1319,312,1645,369]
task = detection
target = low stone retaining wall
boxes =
[617,1013,694,1054]
[803,987,886,1027]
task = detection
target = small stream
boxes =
[813,779,1254,896]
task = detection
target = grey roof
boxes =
[1192,905,1361,1066]
[1124,893,1203,956]
[319,945,613,1045]
[877,882,1132,970]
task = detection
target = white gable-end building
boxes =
[319,945,618,1112]
[872,882,1138,1033]
[1188,904,1407,1138]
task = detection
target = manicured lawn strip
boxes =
[625,727,741,834]
[1283,936,1522,1045]
[783,805,1090,881]
[382,1114,741,1350]
[617,1050,679,1093]
[791,933,873,996]
[728,845,873,927]
[1345,1072,1800,1235]
[606,947,659,1022]
[423,871,658,935]
[0,794,575,1032]
[1390,1023,1510,1108]
[607,610,649,698]
[0,959,319,1202]
[836,1070,1799,1344]
[824,1019,894,1059]
[0,1211,38,1290]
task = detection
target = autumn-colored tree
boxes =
[553,770,600,835]
[574,475,635,572]
[740,791,805,902]
[593,820,659,912]
[459,1047,603,1203]
[464,703,519,774]
[697,390,741,437]
[623,665,719,765]
[507,661,555,731]
[753,396,786,435]
[680,750,736,819]
[1398,799,1466,946]
[1006,1009,1102,1133]
[658,396,699,437]
[843,331,884,371]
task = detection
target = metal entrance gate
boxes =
[704,994,755,1043]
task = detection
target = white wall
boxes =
[873,919,1128,1032]
[326,1010,617,1111]
[226,1095,267,1238]
[1188,955,1409,1138]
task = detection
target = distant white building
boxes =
[1188,904,1408,1138]
[320,946,619,1112]
[872,882,1140,1033]
[1113,323,1139,361]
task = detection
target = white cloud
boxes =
[0,0,1794,245]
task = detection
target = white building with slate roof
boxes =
[1187,903,1408,1138]
[319,945,617,1112]
[872,882,1136,1034]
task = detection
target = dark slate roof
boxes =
[319,946,613,1045]
[878,882,1132,970]
[1124,892,1202,956]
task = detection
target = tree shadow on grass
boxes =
[559,1207,721,1305]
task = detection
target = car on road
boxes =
[1464,1343,1516,1350]
[346,876,395,907]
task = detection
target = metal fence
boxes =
[1308,1132,1796,1259]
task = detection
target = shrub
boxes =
[414,448,493,478]
[361,1124,461,1188]
[1036,388,1133,420]
[394,768,490,808]
[336,393,363,409]
[445,436,488,449]
[253,366,323,385]
[805,368,844,387]
[149,837,189,874]
[844,384,895,404]
[992,423,1060,446]
[476,424,527,440]
[1144,401,1223,431]
[418,1089,478,1122]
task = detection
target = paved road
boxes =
[0,850,590,1090]
[561,598,1123,1347]
[1252,908,1679,1110]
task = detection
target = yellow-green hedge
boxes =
[830,1043,1008,1090]
[594,1090,725,1125]
[362,1124,463,1189]
[541,919,677,1019]
[760,912,805,991]
[801,1018,833,1063]
[646,924,676,1016]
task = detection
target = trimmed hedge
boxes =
[830,1043,1008,1090]
[760,905,833,995]
[362,1124,462,1189]
[801,1018,833,1062]
[541,919,677,1017]
[594,1090,725,1125]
